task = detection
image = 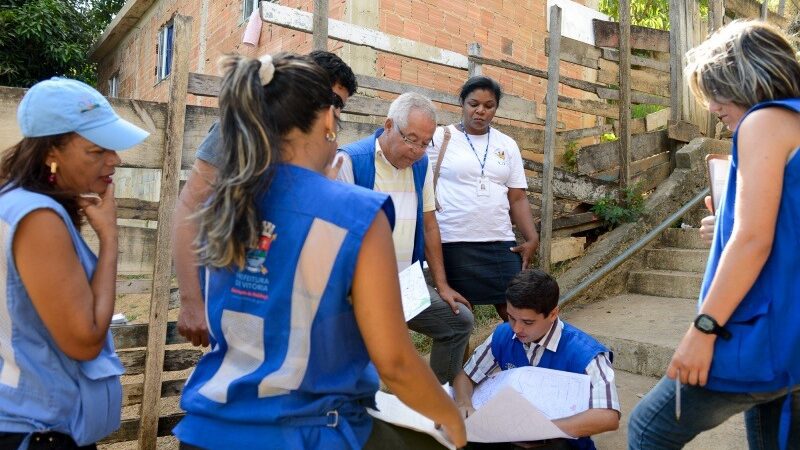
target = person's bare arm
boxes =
[14,185,118,360]
[423,211,470,312]
[353,211,466,448]
[508,188,539,269]
[552,408,619,438]
[173,159,217,347]
[452,369,477,419]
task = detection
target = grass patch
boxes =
[411,304,502,355]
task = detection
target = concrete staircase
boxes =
[562,226,747,448]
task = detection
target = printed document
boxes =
[398,261,431,321]
[466,366,591,442]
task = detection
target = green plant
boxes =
[591,184,646,228]
[601,132,618,142]
[563,140,579,173]
[632,104,665,120]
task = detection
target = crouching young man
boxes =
[453,270,620,450]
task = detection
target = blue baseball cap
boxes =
[17,77,149,151]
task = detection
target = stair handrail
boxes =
[559,188,710,306]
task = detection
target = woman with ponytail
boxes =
[173,53,466,450]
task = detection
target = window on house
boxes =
[156,22,174,82]
[243,0,259,21]
[108,72,119,98]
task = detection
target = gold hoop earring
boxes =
[325,130,337,142]
[48,162,57,185]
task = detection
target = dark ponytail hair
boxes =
[196,52,333,268]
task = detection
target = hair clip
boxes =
[259,54,275,85]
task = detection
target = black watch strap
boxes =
[694,314,732,340]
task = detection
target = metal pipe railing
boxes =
[558,188,710,306]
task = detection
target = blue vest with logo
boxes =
[175,164,395,450]
[491,321,610,450]
[340,128,427,264]
[700,99,800,448]
[0,187,124,446]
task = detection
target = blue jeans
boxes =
[628,376,800,449]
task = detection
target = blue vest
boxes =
[0,187,124,447]
[701,99,800,394]
[491,321,610,450]
[175,164,395,450]
[340,128,428,264]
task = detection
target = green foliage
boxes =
[0,0,125,87]
[563,140,579,173]
[591,184,646,228]
[601,132,618,142]
[632,104,665,119]
[598,0,709,30]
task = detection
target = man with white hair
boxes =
[337,93,474,384]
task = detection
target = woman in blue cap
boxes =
[0,77,149,449]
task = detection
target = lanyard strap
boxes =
[460,123,490,177]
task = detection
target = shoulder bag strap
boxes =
[433,126,451,212]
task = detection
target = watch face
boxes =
[696,315,714,332]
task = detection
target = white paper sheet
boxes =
[467,386,571,442]
[466,366,591,442]
[708,156,731,213]
[398,261,431,321]
[368,391,456,450]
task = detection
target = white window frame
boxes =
[243,0,259,21]
[156,22,174,82]
[108,72,119,98]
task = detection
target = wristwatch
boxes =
[693,314,732,340]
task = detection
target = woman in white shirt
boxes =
[427,76,539,321]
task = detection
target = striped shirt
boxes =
[464,319,620,412]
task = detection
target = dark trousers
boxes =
[179,417,449,449]
[0,432,96,450]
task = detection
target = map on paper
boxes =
[368,391,456,450]
[465,366,591,442]
[398,261,431,321]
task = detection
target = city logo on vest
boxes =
[495,149,506,165]
[505,363,516,370]
[245,220,277,275]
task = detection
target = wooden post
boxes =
[312,0,329,51]
[137,14,192,450]
[778,0,786,16]
[761,0,769,20]
[539,5,561,272]
[669,0,686,123]
[710,0,724,30]
[467,42,482,77]
[618,0,632,189]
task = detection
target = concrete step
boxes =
[562,294,695,377]
[646,248,708,273]
[627,270,703,299]
[660,228,710,250]
[592,369,747,449]
[681,205,713,228]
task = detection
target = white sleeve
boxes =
[335,151,355,185]
[506,138,528,189]
[463,334,499,384]
[585,352,621,412]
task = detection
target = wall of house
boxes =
[96,0,599,130]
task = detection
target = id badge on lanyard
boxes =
[477,175,490,197]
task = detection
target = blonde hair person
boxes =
[173,53,466,450]
[629,21,800,449]
[0,77,148,448]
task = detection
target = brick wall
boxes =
[97,0,598,130]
